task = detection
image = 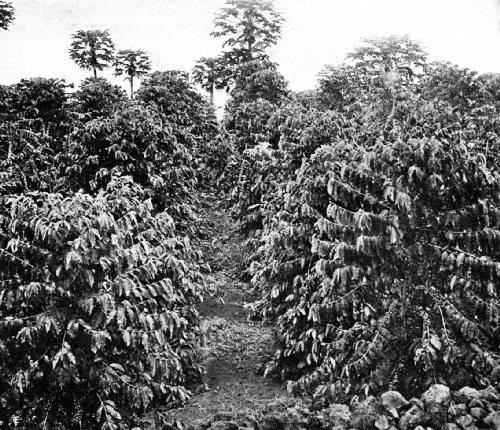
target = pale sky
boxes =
[2,0,500,102]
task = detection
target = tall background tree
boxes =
[317,35,429,135]
[348,34,428,82]
[192,56,230,103]
[212,0,283,64]
[0,0,14,30]
[113,49,151,99]
[69,30,115,79]
[195,0,283,93]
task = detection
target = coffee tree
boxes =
[317,64,367,111]
[62,102,197,227]
[231,98,359,243]
[136,71,219,192]
[419,62,481,109]
[0,176,203,428]
[71,77,128,120]
[224,60,289,151]
[0,78,73,193]
[7,78,70,136]
[249,91,500,404]
[225,34,500,405]
[137,71,218,150]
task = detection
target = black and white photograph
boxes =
[1,1,500,429]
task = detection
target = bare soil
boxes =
[155,193,293,425]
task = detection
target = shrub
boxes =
[223,60,289,152]
[230,100,361,241]
[251,123,500,403]
[317,64,367,112]
[6,78,70,129]
[225,98,277,152]
[136,70,218,149]
[229,60,289,106]
[195,132,239,192]
[0,81,69,193]
[136,70,220,189]
[234,52,500,404]
[0,176,202,428]
[419,62,481,110]
[71,77,128,120]
[62,102,197,226]
[0,120,59,193]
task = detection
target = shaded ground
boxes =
[158,193,293,425]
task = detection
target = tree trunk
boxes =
[93,67,97,79]
[248,14,254,60]
[7,124,12,177]
[130,76,134,100]
[209,83,214,105]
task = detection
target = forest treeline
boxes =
[2,0,500,428]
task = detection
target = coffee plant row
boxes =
[228,48,500,406]
[0,72,218,428]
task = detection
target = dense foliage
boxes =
[0,0,14,30]
[136,70,219,190]
[226,35,500,407]
[0,78,73,193]
[71,77,128,120]
[5,78,70,134]
[253,131,500,400]
[5,1,500,426]
[69,30,115,78]
[211,0,283,65]
[113,50,151,99]
[0,177,203,428]
[137,71,218,148]
[223,59,289,152]
[1,29,217,430]
[62,101,199,228]
[0,72,210,429]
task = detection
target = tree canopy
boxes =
[192,56,231,102]
[348,34,428,82]
[0,1,14,30]
[69,30,115,78]
[212,0,283,64]
[194,0,284,94]
[113,49,151,99]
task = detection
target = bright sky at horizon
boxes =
[2,0,500,102]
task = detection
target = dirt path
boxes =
[161,192,292,425]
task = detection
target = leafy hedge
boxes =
[223,60,288,152]
[0,78,74,194]
[62,102,198,227]
[71,77,128,120]
[228,47,500,405]
[136,70,218,150]
[0,176,202,428]
[253,131,500,401]
[0,72,213,428]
